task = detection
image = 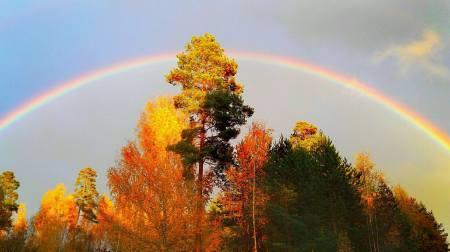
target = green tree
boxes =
[264,123,368,251]
[166,33,253,250]
[74,167,99,224]
[0,171,20,232]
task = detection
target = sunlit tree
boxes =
[354,153,383,252]
[0,171,20,232]
[394,186,449,251]
[290,121,322,150]
[166,33,253,251]
[225,123,272,251]
[108,97,196,251]
[13,203,27,234]
[31,184,77,251]
[74,167,99,225]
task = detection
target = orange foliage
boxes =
[108,97,196,251]
[90,194,115,250]
[221,122,272,250]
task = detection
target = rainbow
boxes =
[0,51,449,152]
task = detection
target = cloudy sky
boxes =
[1,1,449,228]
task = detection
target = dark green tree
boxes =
[264,123,368,251]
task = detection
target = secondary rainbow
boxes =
[1,51,449,152]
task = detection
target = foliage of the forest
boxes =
[1,34,448,252]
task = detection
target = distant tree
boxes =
[0,171,20,232]
[374,183,410,251]
[166,33,253,250]
[74,167,99,225]
[354,153,413,251]
[394,186,449,251]
[354,153,383,252]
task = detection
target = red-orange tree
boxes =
[108,97,196,251]
[221,123,272,251]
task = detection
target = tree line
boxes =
[0,33,448,251]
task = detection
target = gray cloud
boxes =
[243,0,449,51]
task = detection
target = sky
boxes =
[0,1,449,228]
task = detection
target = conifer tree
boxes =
[166,33,253,250]
[74,167,99,224]
[0,171,20,232]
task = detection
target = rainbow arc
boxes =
[0,51,448,152]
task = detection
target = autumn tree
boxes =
[30,184,77,251]
[91,194,115,251]
[394,186,449,251]
[219,123,272,251]
[108,97,196,251]
[74,167,99,225]
[13,203,27,235]
[0,203,29,251]
[0,171,20,233]
[166,33,253,250]
[354,153,383,252]
[290,121,322,150]
[354,153,412,251]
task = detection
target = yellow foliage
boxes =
[31,184,77,251]
[138,96,186,154]
[290,121,322,150]
[354,153,384,213]
[166,33,242,114]
[13,203,27,234]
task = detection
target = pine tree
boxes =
[0,171,20,232]
[166,33,253,250]
[74,167,99,224]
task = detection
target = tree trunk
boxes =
[252,163,258,252]
[195,118,206,252]
[76,206,82,226]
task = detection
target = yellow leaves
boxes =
[138,96,186,154]
[290,121,322,150]
[13,203,27,233]
[31,184,78,251]
[35,184,77,232]
[166,33,242,115]
[393,185,410,209]
[354,153,384,213]
[355,152,374,173]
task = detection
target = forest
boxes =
[0,34,448,252]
